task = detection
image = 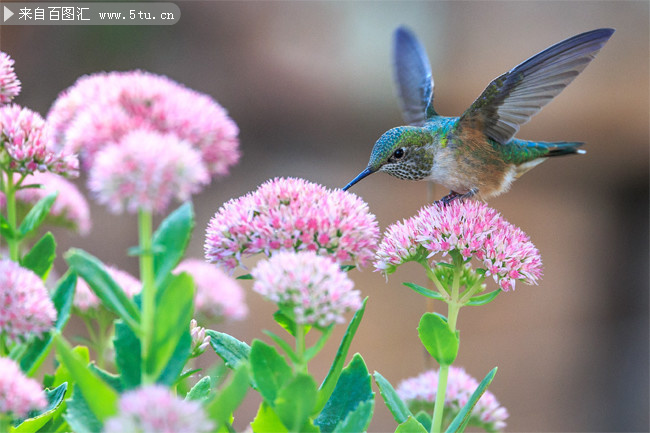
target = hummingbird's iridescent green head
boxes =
[342,126,434,191]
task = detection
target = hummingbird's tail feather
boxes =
[543,141,586,157]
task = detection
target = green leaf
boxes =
[251,402,288,433]
[340,265,356,272]
[304,325,334,362]
[466,290,501,307]
[263,330,300,364]
[445,367,498,433]
[395,416,428,433]
[249,339,292,405]
[18,192,57,238]
[403,282,445,300]
[206,365,250,427]
[0,212,16,240]
[152,202,194,289]
[315,354,374,433]
[206,330,250,369]
[20,232,56,279]
[373,372,412,424]
[417,313,458,366]
[332,399,374,433]
[113,320,141,390]
[236,273,253,280]
[275,373,318,432]
[65,249,140,331]
[145,272,194,381]
[186,376,212,401]
[19,271,76,376]
[64,385,102,433]
[156,330,191,386]
[88,365,122,392]
[52,334,119,422]
[414,412,432,432]
[273,310,306,337]
[315,297,367,413]
[12,383,67,432]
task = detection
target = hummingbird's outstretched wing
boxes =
[393,26,436,126]
[457,28,615,144]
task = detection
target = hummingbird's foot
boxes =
[436,189,478,206]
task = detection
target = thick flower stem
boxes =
[295,324,307,374]
[139,209,155,384]
[4,172,20,261]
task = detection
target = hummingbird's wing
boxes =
[393,26,436,126]
[457,28,615,144]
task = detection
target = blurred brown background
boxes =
[2,1,648,431]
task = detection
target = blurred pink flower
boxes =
[396,367,508,432]
[87,130,209,214]
[0,105,78,176]
[0,259,56,343]
[47,70,239,176]
[74,265,140,313]
[0,172,91,235]
[174,258,247,321]
[0,357,46,418]
[0,52,21,104]
[251,251,361,327]
[103,384,214,433]
[205,177,379,271]
[375,200,542,291]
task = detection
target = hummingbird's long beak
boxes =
[342,167,375,191]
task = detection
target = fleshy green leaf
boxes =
[249,339,292,405]
[466,290,501,307]
[275,373,318,432]
[206,330,250,369]
[152,202,194,289]
[403,282,445,300]
[304,325,334,362]
[417,313,458,366]
[373,372,412,424]
[262,330,300,364]
[395,416,428,433]
[19,271,76,376]
[145,272,194,381]
[445,367,498,433]
[316,297,367,413]
[186,376,212,401]
[251,402,288,433]
[414,411,432,432]
[206,365,250,426]
[65,249,140,331]
[0,212,16,240]
[113,320,140,390]
[332,399,374,433]
[236,273,253,280]
[20,232,56,279]
[315,354,374,433]
[52,335,118,422]
[88,365,122,392]
[157,330,191,386]
[340,265,356,272]
[64,384,102,433]
[273,310,307,337]
[18,192,57,238]
[12,382,68,432]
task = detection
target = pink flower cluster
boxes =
[251,251,362,327]
[0,52,21,103]
[396,367,509,431]
[375,200,542,291]
[0,172,91,235]
[0,259,56,343]
[174,259,247,321]
[190,319,210,357]
[0,357,46,418]
[74,265,140,313]
[0,105,78,177]
[103,384,214,433]
[205,177,379,271]
[47,70,239,176]
[87,130,209,214]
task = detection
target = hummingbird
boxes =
[342,27,615,203]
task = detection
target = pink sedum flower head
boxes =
[47,70,240,176]
[0,259,56,343]
[0,105,78,177]
[375,200,542,292]
[205,177,379,272]
[396,367,509,432]
[174,259,247,321]
[88,130,209,214]
[0,357,47,418]
[103,384,214,433]
[0,52,21,103]
[0,172,91,235]
[189,319,211,357]
[251,251,362,327]
[74,266,140,313]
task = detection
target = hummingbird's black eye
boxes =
[392,148,405,160]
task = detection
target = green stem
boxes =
[0,333,7,357]
[138,210,155,384]
[431,363,450,433]
[0,413,10,433]
[4,172,19,261]
[295,324,307,374]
